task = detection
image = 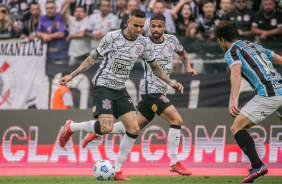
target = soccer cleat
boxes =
[59,120,74,148]
[82,133,99,148]
[169,161,192,176]
[114,171,132,181]
[241,164,268,183]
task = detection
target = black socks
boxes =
[234,130,263,169]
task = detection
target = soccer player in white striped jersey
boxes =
[83,13,197,176]
[58,9,184,181]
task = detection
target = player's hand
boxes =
[170,82,184,94]
[229,99,240,117]
[187,68,197,76]
[59,74,73,86]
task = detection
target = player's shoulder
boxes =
[107,29,122,38]
[164,34,178,42]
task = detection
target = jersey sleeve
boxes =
[225,47,242,68]
[140,41,155,63]
[172,36,184,53]
[96,32,113,57]
[263,48,275,61]
[252,13,259,27]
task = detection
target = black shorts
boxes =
[91,85,136,119]
[137,93,172,122]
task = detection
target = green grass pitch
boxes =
[0,175,281,184]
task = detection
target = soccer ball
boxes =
[93,160,116,181]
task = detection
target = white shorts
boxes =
[241,95,282,124]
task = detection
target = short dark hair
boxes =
[213,20,239,42]
[75,6,86,12]
[45,0,56,5]
[130,9,146,18]
[203,0,214,6]
[150,13,166,22]
[30,2,39,6]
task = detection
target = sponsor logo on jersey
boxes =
[152,104,158,112]
[102,99,111,110]
[160,95,170,103]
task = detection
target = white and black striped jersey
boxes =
[140,34,184,95]
[92,30,155,90]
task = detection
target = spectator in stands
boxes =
[225,0,255,41]
[61,0,90,66]
[20,2,41,40]
[116,0,127,26]
[171,0,195,37]
[85,0,118,54]
[191,0,205,19]
[120,0,139,29]
[217,0,232,16]
[8,0,30,32]
[143,0,176,36]
[191,0,221,41]
[38,0,65,15]
[148,0,175,28]
[0,4,19,39]
[252,0,282,42]
[139,0,153,18]
[69,0,100,16]
[36,1,69,64]
[52,72,74,109]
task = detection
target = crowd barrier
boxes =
[0,108,281,176]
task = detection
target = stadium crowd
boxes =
[0,0,282,69]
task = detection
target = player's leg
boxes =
[82,99,151,148]
[113,111,139,181]
[232,95,282,183]
[59,85,114,148]
[160,105,192,176]
[277,106,282,122]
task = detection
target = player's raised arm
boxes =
[177,50,197,76]
[148,60,184,94]
[59,51,98,86]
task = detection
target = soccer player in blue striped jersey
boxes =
[214,20,282,183]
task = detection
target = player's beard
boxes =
[152,32,162,40]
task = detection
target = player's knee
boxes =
[170,117,183,127]
[230,125,237,136]
[127,124,140,135]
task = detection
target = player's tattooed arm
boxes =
[148,60,173,86]
[178,50,197,76]
[70,51,98,79]
[178,50,189,67]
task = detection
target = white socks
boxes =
[69,120,96,133]
[114,133,137,171]
[168,127,181,166]
[110,121,126,134]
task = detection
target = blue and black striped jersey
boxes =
[225,40,282,97]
